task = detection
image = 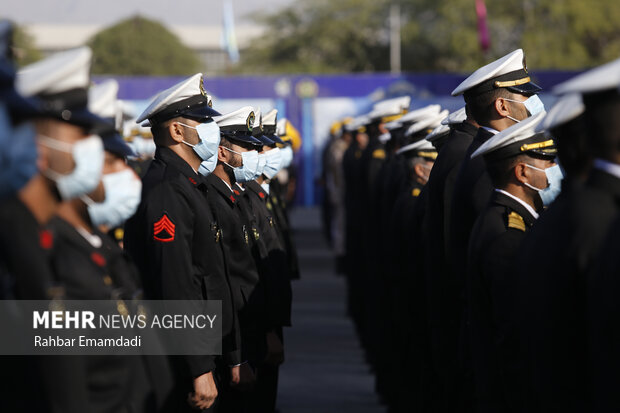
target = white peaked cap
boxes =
[552,57,620,96]
[405,109,450,136]
[17,46,92,97]
[136,73,217,124]
[89,79,119,120]
[451,49,540,97]
[396,138,436,156]
[426,123,451,143]
[368,96,411,120]
[441,106,467,125]
[471,111,547,159]
[536,94,585,133]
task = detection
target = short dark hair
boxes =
[551,115,590,179]
[485,153,529,189]
[464,88,513,126]
[584,91,620,160]
[151,116,184,146]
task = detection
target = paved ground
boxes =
[276,207,386,413]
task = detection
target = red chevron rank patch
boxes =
[153,214,175,242]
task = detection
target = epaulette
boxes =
[372,148,386,159]
[411,188,421,197]
[507,211,526,232]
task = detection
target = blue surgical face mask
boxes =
[86,168,142,228]
[262,147,282,179]
[280,146,294,169]
[179,121,221,162]
[198,155,218,176]
[222,146,259,183]
[256,153,267,179]
[505,95,546,121]
[524,163,564,206]
[38,134,104,200]
[0,104,38,199]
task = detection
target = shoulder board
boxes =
[507,211,526,232]
[411,188,421,197]
[372,148,386,159]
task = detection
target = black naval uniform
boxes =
[514,167,620,413]
[342,141,366,328]
[0,196,57,413]
[423,121,477,406]
[244,180,292,327]
[268,178,300,281]
[204,173,267,365]
[48,216,156,413]
[242,181,293,413]
[424,121,478,321]
[124,147,237,410]
[467,190,536,413]
[434,127,494,410]
[587,213,620,412]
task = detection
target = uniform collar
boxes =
[245,180,269,200]
[205,173,236,205]
[481,126,499,135]
[155,146,200,181]
[494,189,539,223]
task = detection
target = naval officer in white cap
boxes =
[466,111,556,413]
[0,45,108,413]
[123,73,238,412]
[435,48,544,412]
[513,56,620,413]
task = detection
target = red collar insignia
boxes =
[90,252,106,267]
[188,177,197,185]
[153,214,176,242]
[39,230,53,250]
[229,195,236,203]
[258,192,266,199]
[233,189,240,196]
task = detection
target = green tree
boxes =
[242,0,620,74]
[12,25,42,67]
[88,16,201,75]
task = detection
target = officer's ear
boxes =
[167,121,186,144]
[514,162,530,185]
[494,97,512,118]
[217,145,229,163]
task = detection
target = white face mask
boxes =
[86,168,142,228]
[221,147,259,183]
[262,147,282,179]
[280,146,294,168]
[38,134,104,200]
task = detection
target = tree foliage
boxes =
[12,25,42,67]
[88,16,201,75]
[241,0,620,74]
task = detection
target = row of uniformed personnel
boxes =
[324,48,620,412]
[0,20,299,413]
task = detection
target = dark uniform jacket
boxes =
[514,168,620,413]
[432,127,494,411]
[205,173,266,363]
[467,190,537,413]
[124,147,236,376]
[0,196,57,413]
[424,121,477,328]
[588,213,620,412]
[244,181,292,328]
[48,216,156,413]
[267,180,300,280]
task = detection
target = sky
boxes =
[1,0,296,26]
